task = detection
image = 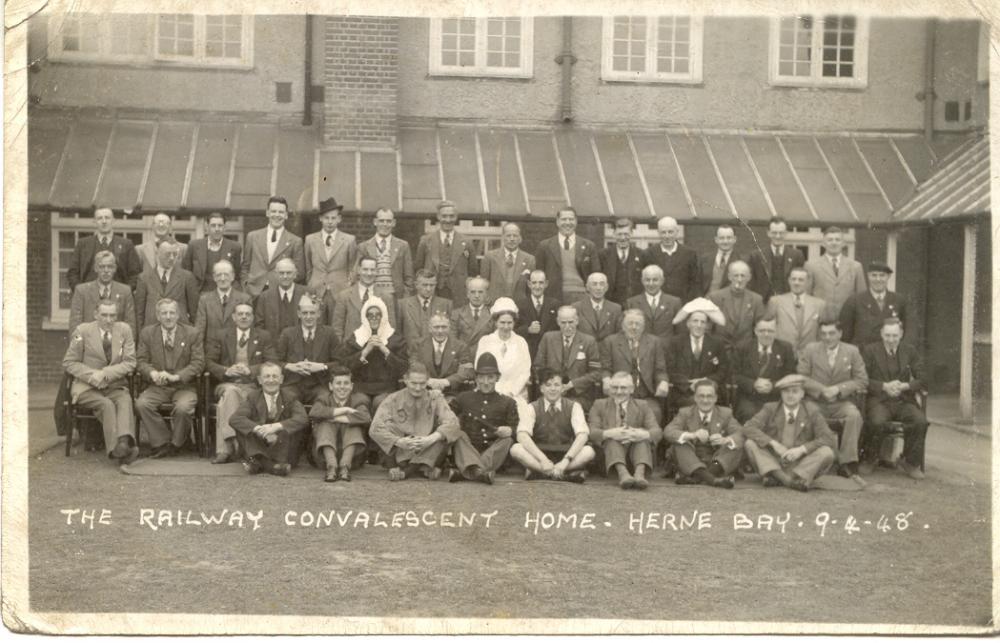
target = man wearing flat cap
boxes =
[415,200,479,306]
[838,261,908,348]
[741,374,837,491]
[305,197,357,300]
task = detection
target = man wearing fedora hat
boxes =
[415,200,479,306]
[305,197,357,300]
[838,261,908,348]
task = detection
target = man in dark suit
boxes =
[398,270,453,349]
[732,316,797,422]
[276,295,340,405]
[533,207,600,304]
[193,259,252,344]
[747,216,805,302]
[182,212,242,292]
[533,306,602,411]
[860,318,927,479]
[327,256,397,344]
[450,277,493,348]
[66,206,142,292]
[601,218,644,306]
[572,273,622,344]
[205,302,277,463]
[229,362,310,476]
[240,196,306,297]
[414,200,479,306]
[698,224,742,295]
[135,298,204,458]
[665,309,728,412]
[254,258,311,340]
[663,379,743,488]
[514,270,561,360]
[840,262,908,348]
[134,240,200,329]
[640,216,699,303]
[600,310,670,423]
[415,313,474,398]
[480,223,535,302]
[68,250,137,336]
[625,265,682,346]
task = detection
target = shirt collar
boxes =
[301,325,315,337]
[545,399,560,413]
[358,283,371,296]
[433,337,447,347]
[326,230,337,241]
[217,288,231,299]
[661,242,677,254]
[560,233,575,246]
[279,285,293,296]
[207,237,223,250]
[783,405,799,419]
[440,230,452,244]
[700,409,712,422]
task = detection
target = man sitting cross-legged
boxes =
[309,366,372,482]
[663,378,743,489]
[509,369,595,483]
[589,371,662,490]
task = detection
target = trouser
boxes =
[74,388,135,455]
[815,400,863,465]
[602,439,653,474]
[453,435,513,474]
[215,382,258,454]
[312,422,367,467]
[236,429,303,465]
[136,385,197,448]
[864,399,928,467]
[384,439,449,469]
[672,435,745,476]
[744,441,835,485]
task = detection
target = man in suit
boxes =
[747,216,805,302]
[600,309,670,423]
[193,260,252,344]
[327,256,397,344]
[137,212,188,274]
[589,372,662,490]
[665,308,728,412]
[663,379,742,488]
[135,298,204,458]
[742,374,837,491]
[626,265,682,346]
[804,226,866,317]
[573,273,622,343]
[840,261,909,348]
[707,260,766,353]
[356,207,414,301]
[533,306,602,411]
[69,250,137,336]
[241,196,306,297]
[66,206,142,293]
[416,313,474,397]
[640,216,699,303]
[767,267,825,356]
[182,212,242,293]
[797,319,869,486]
[398,270,453,349]
[732,316,797,422]
[62,301,139,464]
[481,223,534,302]
[134,240,200,329]
[699,224,742,295]
[205,302,277,464]
[451,277,493,348]
[277,295,340,405]
[534,206,600,304]
[229,362,310,476]
[860,318,928,479]
[601,218,644,306]
[415,200,478,306]
[514,270,561,360]
[305,197,357,299]
[254,258,311,339]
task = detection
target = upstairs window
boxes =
[770,15,868,88]
[429,18,534,78]
[601,16,704,83]
[155,15,253,67]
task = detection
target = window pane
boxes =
[795,62,810,76]
[459,51,474,67]
[487,51,502,67]
[441,50,456,66]
[59,232,76,249]
[60,290,72,309]
[822,63,837,76]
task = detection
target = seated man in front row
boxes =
[309,365,372,482]
[589,372,662,490]
[663,379,742,489]
[741,374,837,492]
[509,369,594,483]
[230,362,309,476]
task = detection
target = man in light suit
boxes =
[534,206,600,304]
[839,261,908,348]
[533,306,602,411]
[328,257,397,344]
[698,224,742,295]
[398,270,453,349]
[414,200,478,306]
[304,197,357,299]
[414,313,474,397]
[277,295,340,405]
[137,212,187,274]
[514,270,561,361]
[356,207,414,300]
[182,212,242,292]
[707,260,766,353]
[600,309,670,423]
[134,240,200,329]
[62,301,138,464]
[451,277,493,348]
[663,379,742,488]
[804,226,866,317]
[747,216,805,302]
[767,267,825,356]
[600,218,644,306]
[135,298,204,458]
[572,273,622,343]
[254,258,311,340]
[797,319,869,486]
[194,260,252,344]
[589,372,662,490]
[626,265,682,346]
[640,216,699,303]
[69,250,136,336]
[480,223,534,302]
[240,196,306,297]
[66,206,142,293]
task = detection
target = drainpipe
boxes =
[555,17,576,123]
[303,14,314,126]
[919,18,936,141]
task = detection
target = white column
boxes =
[886,231,898,291]
[959,223,977,421]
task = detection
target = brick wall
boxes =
[27,212,68,384]
[323,16,399,148]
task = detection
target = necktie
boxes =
[832,257,840,276]
[100,236,109,249]
[325,234,333,248]
[378,239,387,254]
[594,303,602,315]
[546,402,556,417]
[782,410,796,445]
[629,339,639,361]
[434,342,443,367]
[271,229,278,243]
[102,331,112,363]
[101,286,110,300]
[506,253,515,267]
[238,332,248,348]
[773,246,781,258]
[828,349,837,368]
[282,292,290,305]
[718,253,726,268]
[472,307,480,321]
[361,288,370,304]
[422,299,429,312]
[794,295,804,328]
[221,293,228,309]
[875,294,884,310]
[650,297,658,311]
[759,347,771,376]
[563,236,570,251]
[534,298,542,312]
[693,338,702,360]
[305,330,314,346]
[165,331,174,351]
[619,249,626,263]
[618,403,627,426]
[267,395,278,421]
[160,270,168,291]
[700,414,710,428]
[787,412,795,425]
[443,235,452,250]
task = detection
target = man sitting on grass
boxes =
[229,362,309,477]
[309,366,372,483]
[509,369,594,483]
[663,378,742,489]
[589,371,662,490]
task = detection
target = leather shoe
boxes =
[270,463,291,477]
[119,445,140,465]
[762,475,782,488]
[243,456,264,475]
[110,439,132,459]
[565,471,586,484]
[324,467,338,483]
[674,474,698,485]
[447,468,463,483]
[338,467,352,482]
[618,474,636,490]
[150,443,178,459]
[211,452,233,465]
[711,476,735,489]
[789,477,810,492]
[475,469,494,485]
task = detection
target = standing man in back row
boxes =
[600,218,644,306]
[241,196,306,298]
[747,216,804,303]
[305,197,357,301]
[415,201,478,307]
[480,222,535,302]
[356,207,414,302]
[698,224,742,296]
[804,226,866,317]
[534,207,601,304]
[641,216,699,304]
[66,206,143,293]
[183,212,242,293]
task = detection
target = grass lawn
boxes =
[28,447,991,628]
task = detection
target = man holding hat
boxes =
[415,200,479,306]
[838,261,908,348]
[305,197,357,300]
[741,373,837,491]
[665,298,728,412]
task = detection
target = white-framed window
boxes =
[601,16,704,83]
[428,18,534,78]
[978,21,989,84]
[603,222,685,248]
[785,225,856,261]
[422,219,502,261]
[769,15,868,88]
[47,14,253,69]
